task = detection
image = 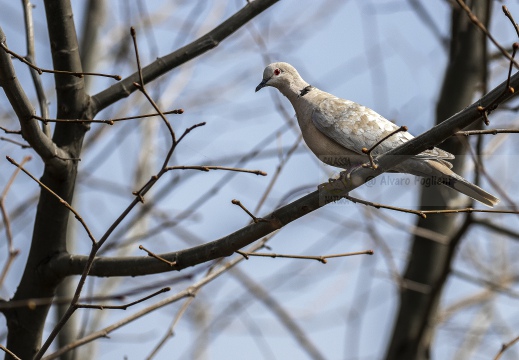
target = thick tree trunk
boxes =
[385,2,490,360]
[4,0,89,358]
[5,171,77,359]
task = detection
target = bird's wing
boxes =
[311,96,453,162]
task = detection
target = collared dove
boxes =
[255,62,499,207]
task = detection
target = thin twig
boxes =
[493,334,519,360]
[166,165,266,176]
[473,218,519,241]
[462,134,516,208]
[420,208,519,216]
[0,156,30,287]
[455,128,519,136]
[452,269,519,300]
[503,5,519,38]
[91,0,281,113]
[22,0,50,136]
[362,126,408,169]
[43,239,268,360]
[345,195,519,217]
[477,105,491,126]
[506,43,519,92]
[231,199,268,223]
[130,27,176,148]
[345,194,427,218]
[147,265,223,359]
[175,122,205,144]
[139,245,177,267]
[456,0,519,68]
[461,1,518,124]
[76,287,170,310]
[0,137,31,149]
[0,27,68,165]
[145,293,198,359]
[254,135,301,214]
[0,126,21,134]
[0,273,194,310]
[236,250,373,263]
[32,109,184,125]
[0,41,121,80]
[131,123,206,200]
[0,345,21,360]
[6,156,97,245]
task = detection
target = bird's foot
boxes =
[319,165,362,194]
[338,164,364,183]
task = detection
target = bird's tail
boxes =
[441,172,499,208]
[399,159,500,208]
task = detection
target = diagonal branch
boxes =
[0,41,120,80]
[90,0,280,115]
[6,156,98,246]
[44,241,265,360]
[52,68,519,278]
[456,0,519,68]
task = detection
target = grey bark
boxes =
[385,2,491,359]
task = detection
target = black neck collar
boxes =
[298,85,314,98]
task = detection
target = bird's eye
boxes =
[274,69,280,76]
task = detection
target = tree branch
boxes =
[22,0,51,137]
[90,0,280,115]
[0,27,66,165]
[43,0,91,161]
[51,67,519,278]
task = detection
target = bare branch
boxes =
[473,218,519,241]
[456,0,519,68]
[0,126,21,134]
[0,41,120,80]
[503,5,519,38]
[232,199,269,223]
[0,156,30,287]
[130,27,176,145]
[345,194,427,218]
[91,0,281,114]
[21,0,50,136]
[420,208,519,216]
[6,156,98,245]
[0,345,21,360]
[139,245,176,267]
[236,249,373,263]
[146,292,198,359]
[76,287,170,310]
[166,165,267,176]
[0,27,67,165]
[51,67,519,278]
[0,137,31,149]
[43,241,265,360]
[493,335,519,360]
[455,128,519,136]
[32,109,184,125]
[362,126,408,169]
[255,135,301,213]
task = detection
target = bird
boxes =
[255,62,499,207]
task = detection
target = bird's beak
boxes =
[255,79,268,92]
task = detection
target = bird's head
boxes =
[255,62,304,92]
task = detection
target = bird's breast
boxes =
[298,119,366,168]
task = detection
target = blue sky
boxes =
[2,1,519,359]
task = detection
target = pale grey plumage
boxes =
[255,62,499,207]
